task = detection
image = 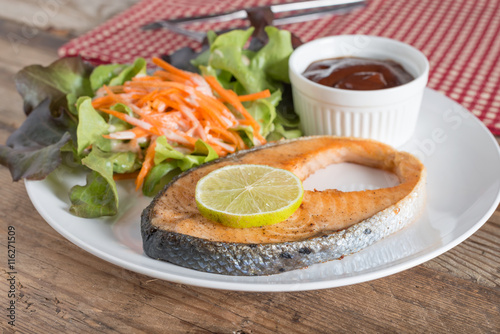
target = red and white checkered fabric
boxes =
[58,0,500,135]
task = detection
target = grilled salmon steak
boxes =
[141,136,426,275]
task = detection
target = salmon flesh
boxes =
[141,136,426,276]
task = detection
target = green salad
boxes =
[0,27,301,218]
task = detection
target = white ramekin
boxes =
[289,35,429,147]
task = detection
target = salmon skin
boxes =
[141,136,426,276]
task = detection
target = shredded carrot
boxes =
[237,89,271,102]
[91,95,115,109]
[230,129,247,150]
[156,96,181,111]
[125,80,190,91]
[204,76,266,144]
[209,126,239,146]
[154,70,189,83]
[136,89,160,107]
[135,138,157,190]
[152,57,192,81]
[131,76,162,82]
[192,91,237,127]
[91,58,270,191]
[100,108,163,136]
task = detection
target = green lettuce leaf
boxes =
[142,162,180,197]
[0,99,75,181]
[76,97,110,155]
[109,103,133,116]
[251,27,293,84]
[192,139,219,161]
[233,125,255,148]
[266,113,302,141]
[154,137,218,169]
[90,58,147,92]
[108,151,140,174]
[154,136,185,164]
[109,58,146,86]
[244,89,282,136]
[107,103,134,133]
[196,26,300,139]
[109,58,147,86]
[178,140,219,171]
[89,64,126,92]
[207,28,267,94]
[69,148,120,217]
[69,171,117,218]
[142,137,218,196]
[205,26,293,93]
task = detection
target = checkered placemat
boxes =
[58,0,500,135]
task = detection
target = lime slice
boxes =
[195,164,304,228]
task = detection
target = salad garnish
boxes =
[0,27,302,218]
[90,56,269,192]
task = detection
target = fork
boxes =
[141,0,366,42]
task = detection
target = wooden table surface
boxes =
[1,18,499,333]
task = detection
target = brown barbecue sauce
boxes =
[303,57,414,90]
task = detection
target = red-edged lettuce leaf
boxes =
[0,98,75,180]
[0,57,92,181]
[15,56,93,116]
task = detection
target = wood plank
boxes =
[425,221,500,287]
[0,19,64,133]
[0,18,69,58]
[0,167,499,333]
[0,71,25,132]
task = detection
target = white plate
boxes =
[25,88,500,292]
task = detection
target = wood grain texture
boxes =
[0,17,499,334]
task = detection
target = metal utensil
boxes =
[141,0,365,39]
